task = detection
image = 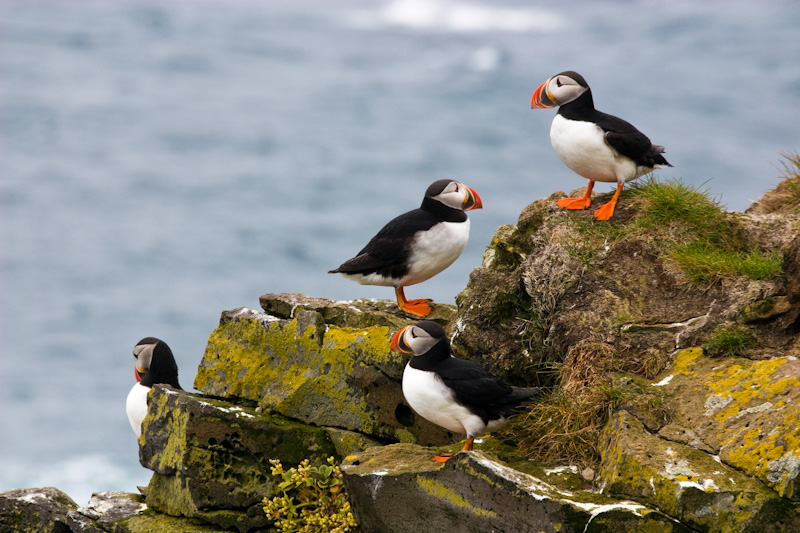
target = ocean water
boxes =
[1,0,799,506]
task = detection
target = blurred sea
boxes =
[2,0,799,505]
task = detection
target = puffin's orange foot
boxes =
[593,200,617,220]
[432,453,453,463]
[399,298,433,317]
[556,197,592,210]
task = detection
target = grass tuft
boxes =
[702,324,756,358]
[669,242,783,282]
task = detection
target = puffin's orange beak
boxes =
[531,78,556,109]
[464,186,483,211]
[135,367,142,382]
[390,327,411,353]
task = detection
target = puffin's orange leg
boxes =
[556,181,594,210]
[431,437,475,462]
[395,286,432,317]
[593,182,624,221]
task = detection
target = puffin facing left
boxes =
[531,70,672,220]
[126,337,182,437]
[329,179,482,317]
[391,321,540,461]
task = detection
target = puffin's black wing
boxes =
[329,208,439,278]
[433,358,520,406]
[595,111,671,168]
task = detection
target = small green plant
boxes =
[703,324,756,357]
[263,457,358,533]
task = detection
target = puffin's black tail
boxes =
[647,144,672,168]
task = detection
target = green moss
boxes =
[416,477,497,517]
[118,509,229,533]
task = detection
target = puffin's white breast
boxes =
[402,220,470,286]
[550,115,640,183]
[402,363,486,438]
[126,383,150,438]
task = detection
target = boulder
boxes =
[194,299,455,445]
[140,384,337,532]
[0,487,91,533]
[654,348,800,499]
[598,410,800,532]
[341,443,691,533]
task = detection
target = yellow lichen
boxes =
[415,477,497,517]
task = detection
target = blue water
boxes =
[2,0,799,506]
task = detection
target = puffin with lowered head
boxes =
[531,70,672,220]
[391,320,540,461]
[329,179,482,317]
[126,337,182,437]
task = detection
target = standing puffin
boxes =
[329,179,482,317]
[126,337,182,437]
[531,71,672,220]
[390,321,540,460]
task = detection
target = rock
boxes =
[75,491,145,532]
[259,292,456,329]
[341,443,691,533]
[194,302,455,445]
[139,384,337,532]
[598,410,800,532]
[453,182,800,382]
[0,487,88,533]
[654,348,800,499]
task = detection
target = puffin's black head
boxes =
[133,337,182,389]
[531,70,590,109]
[390,320,448,356]
[423,179,482,212]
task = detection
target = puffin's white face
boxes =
[390,324,440,356]
[432,181,483,211]
[133,342,156,375]
[531,73,587,108]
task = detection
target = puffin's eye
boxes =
[556,78,563,87]
[411,330,417,338]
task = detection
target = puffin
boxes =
[329,179,482,317]
[390,321,540,461]
[126,337,182,437]
[531,71,672,220]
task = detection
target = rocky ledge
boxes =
[3,175,800,532]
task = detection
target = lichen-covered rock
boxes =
[598,410,800,532]
[259,292,456,329]
[140,385,336,532]
[0,487,90,533]
[194,304,454,445]
[341,443,691,533]
[655,348,800,499]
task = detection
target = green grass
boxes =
[571,178,784,284]
[702,324,756,357]
[670,242,784,282]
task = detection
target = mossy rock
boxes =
[654,348,800,500]
[194,306,454,445]
[259,292,456,329]
[598,410,800,532]
[140,385,337,532]
[341,443,690,533]
[0,487,92,533]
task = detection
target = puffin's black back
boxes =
[328,181,468,279]
[138,337,182,390]
[554,72,671,169]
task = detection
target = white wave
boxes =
[347,0,563,33]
